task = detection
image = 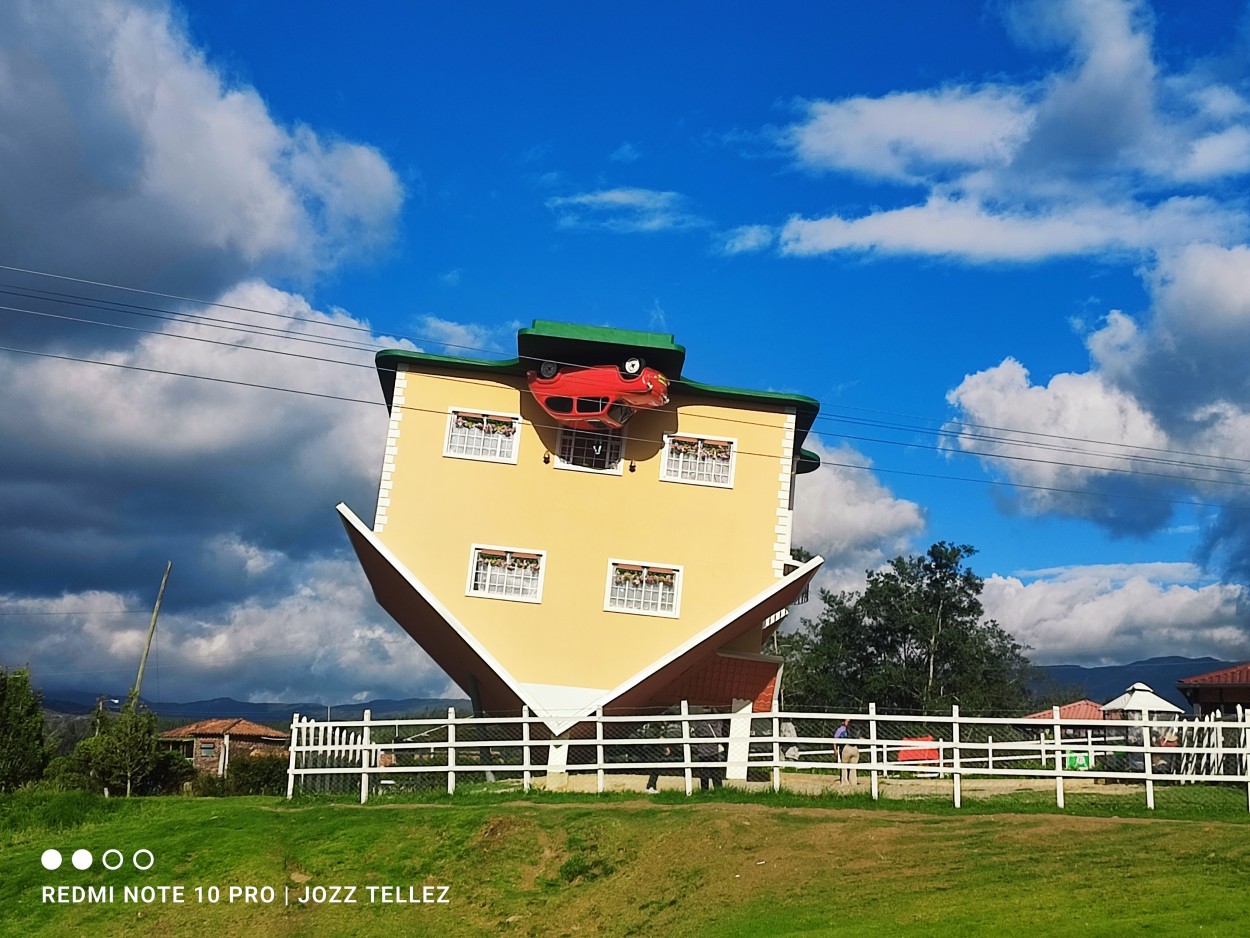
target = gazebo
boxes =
[1101,682,1184,720]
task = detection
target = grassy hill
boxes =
[4,788,1250,937]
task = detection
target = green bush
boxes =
[40,755,96,793]
[227,755,288,795]
[190,773,229,797]
[145,750,197,795]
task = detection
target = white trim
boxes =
[517,682,609,716]
[442,407,522,464]
[465,544,547,603]
[773,408,797,574]
[659,433,737,488]
[554,426,624,475]
[373,365,408,533]
[603,558,683,618]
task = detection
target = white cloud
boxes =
[768,0,1250,263]
[983,564,1249,665]
[945,244,1250,538]
[0,0,402,292]
[779,195,1245,262]
[545,188,704,233]
[793,441,925,593]
[722,224,775,254]
[790,87,1034,182]
[609,142,641,163]
[0,281,390,480]
[2,557,458,703]
[414,315,501,356]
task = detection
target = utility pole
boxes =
[134,561,172,701]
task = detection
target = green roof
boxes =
[517,319,687,377]
[374,320,822,473]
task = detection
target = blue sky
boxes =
[2,0,1249,704]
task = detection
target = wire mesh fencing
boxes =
[285,704,1250,813]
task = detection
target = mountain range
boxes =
[38,656,1236,722]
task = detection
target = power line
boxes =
[1,341,1246,515]
[6,265,1250,506]
[7,293,1249,492]
[6,265,1248,477]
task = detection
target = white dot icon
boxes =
[41,849,62,870]
[72,849,92,870]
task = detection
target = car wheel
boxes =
[538,361,559,379]
[622,356,644,376]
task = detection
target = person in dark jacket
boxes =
[645,722,680,793]
[693,717,726,790]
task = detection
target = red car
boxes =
[526,358,670,430]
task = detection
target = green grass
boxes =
[3,788,1249,936]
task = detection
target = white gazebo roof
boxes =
[1101,682,1185,716]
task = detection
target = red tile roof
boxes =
[160,718,288,739]
[1022,700,1106,721]
[1177,662,1250,687]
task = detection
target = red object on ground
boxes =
[527,362,669,430]
[898,735,939,762]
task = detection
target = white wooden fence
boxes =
[285,703,1250,810]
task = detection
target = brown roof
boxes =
[160,718,288,740]
[1022,699,1106,721]
[1177,662,1250,687]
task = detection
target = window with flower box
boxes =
[444,409,520,463]
[661,435,735,487]
[556,427,623,473]
[467,546,545,602]
[605,561,681,616]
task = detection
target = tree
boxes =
[106,692,159,797]
[781,543,1032,713]
[0,666,48,791]
[70,691,159,796]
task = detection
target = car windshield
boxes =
[608,403,634,425]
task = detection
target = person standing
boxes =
[646,722,678,793]
[693,717,725,790]
[834,718,850,759]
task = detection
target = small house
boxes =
[159,718,289,776]
[1177,663,1250,717]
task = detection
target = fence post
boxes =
[987,735,994,772]
[951,705,962,809]
[771,709,781,793]
[1238,705,1250,814]
[1052,707,1065,809]
[596,708,605,794]
[286,713,300,799]
[868,703,879,801]
[522,706,532,793]
[446,707,456,795]
[360,709,372,805]
[1142,718,1154,810]
[681,700,693,797]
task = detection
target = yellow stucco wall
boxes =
[375,365,793,690]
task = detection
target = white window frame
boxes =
[443,408,522,464]
[604,559,682,618]
[660,433,736,488]
[555,427,624,475]
[466,545,546,603]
